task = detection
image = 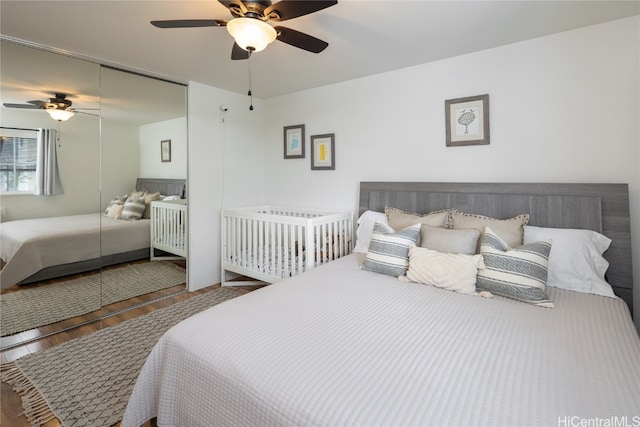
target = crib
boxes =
[150,199,187,260]
[221,206,353,285]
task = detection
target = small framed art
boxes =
[310,133,335,170]
[284,124,305,159]
[161,139,172,162]
[445,94,490,147]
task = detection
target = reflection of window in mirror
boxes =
[0,128,37,193]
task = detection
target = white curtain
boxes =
[35,128,63,196]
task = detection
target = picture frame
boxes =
[283,124,305,159]
[161,139,171,162]
[310,133,335,170]
[445,94,490,147]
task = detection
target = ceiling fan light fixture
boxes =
[47,108,74,121]
[227,17,276,52]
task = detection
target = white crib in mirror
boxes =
[150,199,187,260]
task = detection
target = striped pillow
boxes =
[120,197,146,220]
[362,222,421,277]
[476,227,554,308]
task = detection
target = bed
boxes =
[0,178,186,289]
[221,206,353,284]
[122,182,639,427]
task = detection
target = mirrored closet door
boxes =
[0,40,188,349]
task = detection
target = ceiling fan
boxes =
[3,93,98,121]
[151,0,337,60]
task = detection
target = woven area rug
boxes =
[0,262,186,336]
[0,287,242,427]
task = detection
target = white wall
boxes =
[139,117,187,179]
[101,118,141,209]
[187,82,266,291]
[260,17,640,328]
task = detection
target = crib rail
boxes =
[151,199,187,260]
[222,206,353,285]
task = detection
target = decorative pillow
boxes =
[402,245,485,295]
[127,189,146,201]
[142,192,163,219]
[362,222,421,277]
[354,210,388,253]
[105,204,124,219]
[104,194,127,215]
[120,197,146,220]
[523,225,615,298]
[450,211,529,250]
[420,225,480,255]
[385,207,452,232]
[476,227,554,308]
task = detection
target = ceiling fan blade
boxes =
[151,19,226,28]
[265,1,337,21]
[27,100,48,107]
[274,26,328,53]
[3,103,41,109]
[231,42,251,60]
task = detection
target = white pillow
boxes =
[523,225,615,298]
[402,245,485,295]
[354,210,388,253]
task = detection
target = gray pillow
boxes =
[419,225,480,255]
[362,222,421,277]
[120,197,146,220]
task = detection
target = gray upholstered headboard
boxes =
[136,178,186,199]
[359,182,633,315]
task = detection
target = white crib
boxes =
[221,206,353,286]
[150,199,187,260]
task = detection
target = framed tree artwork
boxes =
[445,94,490,147]
[161,139,172,162]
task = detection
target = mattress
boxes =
[122,253,640,427]
[0,214,150,289]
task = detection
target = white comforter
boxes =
[0,214,149,289]
[122,254,640,427]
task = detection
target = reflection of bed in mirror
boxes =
[0,178,186,289]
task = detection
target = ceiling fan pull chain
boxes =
[248,53,254,111]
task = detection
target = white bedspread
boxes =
[122,254,640,427]
[0,214,149,289]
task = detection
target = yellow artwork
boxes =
[311,133,335,170]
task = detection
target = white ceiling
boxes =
[1,0,639,101]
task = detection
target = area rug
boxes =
[0,262,186,337]
[0,287,242,427]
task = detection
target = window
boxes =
[0,128,38,193]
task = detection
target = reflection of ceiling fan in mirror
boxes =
[151,0,337,60]
[3,93,98,121]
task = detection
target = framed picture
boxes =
[284,124,305,159]
[310,133,335,170]
[161,139,171,162]
[445,94,490,146]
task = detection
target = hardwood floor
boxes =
[0,266,262,427]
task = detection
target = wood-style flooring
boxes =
[0,264,262,427]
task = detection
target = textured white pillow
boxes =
[354,210,388,253]
[523,225,615,298]
[403,245,485,295]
